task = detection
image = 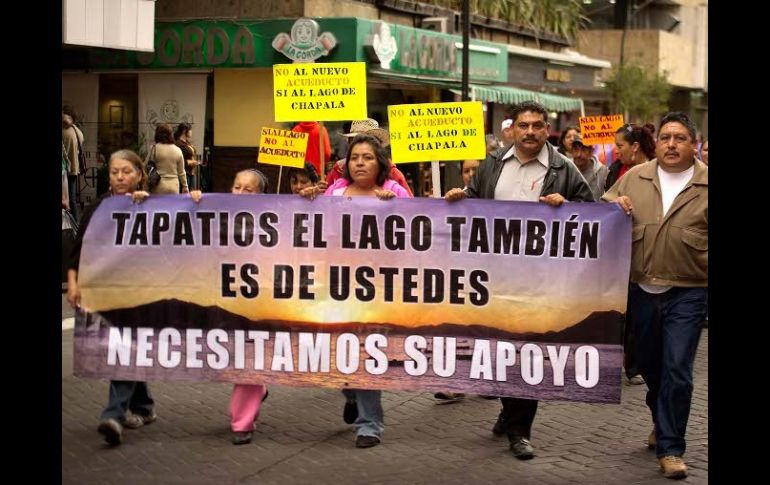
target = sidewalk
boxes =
[62,296,707,484]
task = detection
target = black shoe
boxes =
[510,437,534,460]
[434,392,465,403]
[97,418,123,446]
[232,431,253,445]
[492,410,506,436]
[355,435,381,448]
[343,400,358,424]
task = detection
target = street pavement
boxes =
[61,294,708,484]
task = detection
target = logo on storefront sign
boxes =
[372,22,398,69]
[272,18,337,63]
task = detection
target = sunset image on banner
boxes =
[74,194,631,403]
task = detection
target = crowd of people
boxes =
[63,101,708,479]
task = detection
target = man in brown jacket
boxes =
[602,112,707,479]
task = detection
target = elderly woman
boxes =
[66,150,155,446]
[148,123,189,195]
[300,134,411,448]
[190,169,270,446]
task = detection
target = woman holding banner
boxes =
[300,133,411,448]
[66,149,156,446]
[190,170,270,445]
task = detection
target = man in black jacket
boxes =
[445,101,594,459]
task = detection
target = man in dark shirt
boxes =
[445,101,594,459]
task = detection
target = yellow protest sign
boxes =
[273,62,367,122]
[387,102,486,163]
[257,127,309,168]
[579,114,625,145]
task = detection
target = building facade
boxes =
[62,0,612,198]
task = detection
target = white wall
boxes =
[63,0,156,52]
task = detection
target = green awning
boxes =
[450,84,582,112]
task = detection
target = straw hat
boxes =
[343,118,380,137]
[365,128,390,147]
[343,118,390,147]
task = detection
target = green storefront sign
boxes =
[78,18,506,84]
[357,19,506,83]
[84,19,359,68]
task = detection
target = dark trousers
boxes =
[100,380,154,423]
[623,312,639,378]
[628,284,706,457]
[186,173,196,192]
[500,397,538,441]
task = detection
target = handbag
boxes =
[147,145,161,191]
[74,127,87,174]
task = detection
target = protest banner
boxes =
[579,114,625,146]
[273,62,367,122]
[73,195,630,403]
[388,101,486,163]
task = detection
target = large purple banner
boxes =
[74,194,631,403]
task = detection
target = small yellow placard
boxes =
[273,62,367,122]
[257,127,309,168]
[579,114,625,146]
[388,102,486,163]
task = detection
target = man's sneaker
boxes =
[648,427,656,449]
[355,435,381,448]
[343,399,358,424]
[97,418,123,446]
[659,456,688,479]
[124,410,157,429]
[434,391,465,403]
[492,410,506,436]
[232,431,253,445]
[510,437,534,460]
[628,374,645,385]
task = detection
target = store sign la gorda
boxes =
[272,18,337,63]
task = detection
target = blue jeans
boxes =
[628,284,706,457]
[100,380,154,423]
[67,174,79,221]
[342,388,384,439]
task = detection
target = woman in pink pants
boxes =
[190,169,271,445]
